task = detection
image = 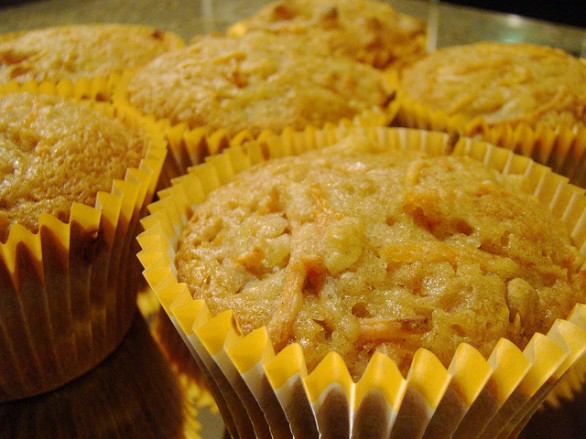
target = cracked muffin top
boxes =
[228,0,426,69]
[0,24,183,84]
[175,134,586,377]
[399,41,586,128]
[124,31,396,137]
[0,92,143,240]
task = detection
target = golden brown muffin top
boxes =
[176,134,586,377]
[228,0,426,69]
[0,92,143,240]
[0,24,184,84]
[399,41,586,128]
[126,31,395,137]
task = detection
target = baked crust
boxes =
[0,24,183,84]
[176,134,586,376]
[0,92,143,239]
[399,41,586,128]
[126,31,395,136]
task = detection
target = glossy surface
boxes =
[0,310,209,439]
[0,1,585,438]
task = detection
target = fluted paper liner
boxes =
[394,93,586,188]
[0,73,123,102]
[0,24,185,102]
[0,89,168,402]
[138,126,586,438]
[113,70,400,184]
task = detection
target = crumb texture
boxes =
[228,0,426,69]
[0,92,143,239]
[176,135,586,377]
[126,31,394,136]
[0,24,183,84]
[400,42,586,127]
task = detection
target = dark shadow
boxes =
[0,312,189,439]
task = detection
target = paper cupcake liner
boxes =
[0,72,124,102]
[394,94,586,188]
[0,24,185,102]
[138,126,586,438]
[138,285,211,390]
[113,71,400,185]
[0,89,168,402]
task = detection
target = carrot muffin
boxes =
[398,41,586,129]
[0,24,184,85]
[174,133,586,377]
[0,91,162,402]
[0,92,142,240]
[228,0,427,69]
[123,31,397,138]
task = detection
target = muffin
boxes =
[395,41,586,185]
[139,126,586,438]
[175,132,585,377]
[0,91,166,402]
[228,0,427,69]
[0,24,184,98]
[117,31,398,176]
[398,42,586,129]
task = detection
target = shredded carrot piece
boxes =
[358,314,431,342]
[381,242,459,266]
[267,261,306,350]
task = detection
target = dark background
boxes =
[444,0,585,28]
[0,0,585,28]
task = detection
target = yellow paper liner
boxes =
[137,283,217,404]
[227,329,293,438]
[0,73,123,102]
[113,70,400,186]
[394,93,586,188]
[151,303,210,387]
[0,87,168,402]
[503,320,586,438]
[390,349,451,439]
[0,24,185,102]
[423,344,492,438]
[542,305,586,408]
[139,126,586,437]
